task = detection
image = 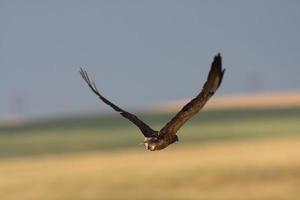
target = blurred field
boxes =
[1,107,300,157]
[0,137,300,200]
[0,106,300,199]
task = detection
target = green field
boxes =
[0,107,300,199]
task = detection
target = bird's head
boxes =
[144,135,178,151]
[144,137,164,151]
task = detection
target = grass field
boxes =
[1,107,300,157]
[0,107,300,199]
[1,137,300,200]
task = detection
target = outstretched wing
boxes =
[159,54,225,140]
[80,68,157,137]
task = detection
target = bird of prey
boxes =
[80,53,225,151]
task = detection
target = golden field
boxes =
[0,136,300,200]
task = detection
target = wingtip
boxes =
[79,67,85,75]
[217,52,221,57]
[211,53,222,69]
[213,53,222,65]
[211,53,225,89]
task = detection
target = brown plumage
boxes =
[80,53,225,151]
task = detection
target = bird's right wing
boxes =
[159,54,225,141]
[80,68,157,138]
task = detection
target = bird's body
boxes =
[80,53,225,151]
[144,134,178,151]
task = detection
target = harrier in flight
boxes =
[80,54,225,151]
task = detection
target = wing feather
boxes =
[159,54,225,140]
[80,68,157,138]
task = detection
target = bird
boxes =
[80,53,225,151]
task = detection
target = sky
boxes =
[1,0,300,118]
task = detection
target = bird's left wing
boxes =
[80,68,157,138]
[159,54,225,141]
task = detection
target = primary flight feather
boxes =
[80,53,225,151]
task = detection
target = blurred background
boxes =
[1,1,300,199]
